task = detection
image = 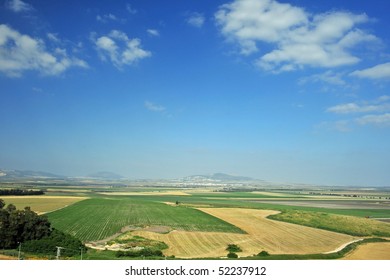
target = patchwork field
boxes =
[343,242,390,260]
[0,195,87,214]
[124,208,357,258]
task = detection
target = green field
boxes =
[116,194,390,218]
[47,197,244,241]
[269,210,390,237]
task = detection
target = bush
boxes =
[226,244,242,252]
[257,250,270,257]
[227,252,238,258]
[116,248,164,258]
[22,229,85,257]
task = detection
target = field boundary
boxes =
[238,238,390,260]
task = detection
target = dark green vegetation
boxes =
[227,252,238,258]
[116,248,164,258]
[47,197,244,241]
[226,244,242,253]
[22,229,85,258]
[243,238,390,260]
[0,188,45,196]
[0,199,51,249]
[0,198,84,259]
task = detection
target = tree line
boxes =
[0,188,45,196]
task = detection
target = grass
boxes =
[269,210,390,237]
[47,197,244,241]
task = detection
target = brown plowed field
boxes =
[126,208,357,258]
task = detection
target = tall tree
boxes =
[0,200,51,249]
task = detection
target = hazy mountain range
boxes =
[0,169,254,183]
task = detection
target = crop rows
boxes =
[47,198,243,241]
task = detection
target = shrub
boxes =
[257,250,270,257]
[115,248,164,258]
[227,252,238,258]
[226,244,242,252]
[22,229,85,257]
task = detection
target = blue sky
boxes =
[1,0,390,186]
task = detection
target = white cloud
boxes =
[356,113,390,126]
[0,24,88,77]
[6,0,32,13]
[299,70,347,86]
[145,101,166,112]
[94,30,151,68]
[147,29,160,37]
[215,0,378,72]
[327,102,390,114]
[350,62,390,80]
[187,13,205,28]
[47,33,60,43]
[325,95,390,129]
[96,13,125,23]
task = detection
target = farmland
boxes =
[47,197,244,241]
[343,242,390,259]
[125,208,356,258]
[0,195,87,214]
[1,181,390,260]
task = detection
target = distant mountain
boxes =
[0,169,64,179]
[183,173,254,182]
[87,171,125,180]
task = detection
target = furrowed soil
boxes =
[343,242,390,259]
[126,208,356,258]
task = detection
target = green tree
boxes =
[0,201,51,249]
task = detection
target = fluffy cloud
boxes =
[356,113,390,126]
[0,24,88,77]
[187,13,205,28]
[5,0,32,13]
[351,62,390,80]
[215,0,378,72]
[94,30,151,68]
[326,95,390,128]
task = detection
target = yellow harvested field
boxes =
[126,208,357,258]
[343,242,390,260]
[0,196,87,214]
[98,191,191,196]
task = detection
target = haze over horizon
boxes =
[1,0,390,186]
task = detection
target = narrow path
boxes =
[324,238,363,254]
